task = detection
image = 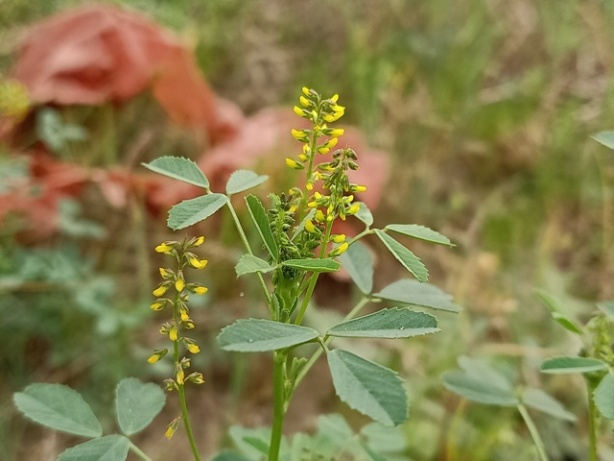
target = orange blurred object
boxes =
[12,4,238,143]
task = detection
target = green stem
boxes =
[292,297,371,391]
[517,403,549,461]
[268,351,287,461]
[129,441,154,461]
[226,201,274,315]
[178,382,201,461]
[587,379,599,461]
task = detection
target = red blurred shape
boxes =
[12,4,237,142]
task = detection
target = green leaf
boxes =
[592,131,614,150]
[354,202,374,227]
[385,224,454,246]
[142,156,209,188]
[594,374,614,419]
[328,307,439,339]
[281,258,340,272]
[442,370,518,407]
[115,378,165,436]
[597,301,614,318]
[245,195,278,260]
[235,254,275,277]
[375,230,428,282]
[57,435,130,461]
[167,193,228,230]
[534,289,583,335]
[13,383,102,437]
[374,279,460,313]
[218,319,319,352]
[327,349,408,426]
[226,170,268,195]
[522,388,576,422]
[338,240,373,294]
[540,356,608,374]
[443,356,517,407]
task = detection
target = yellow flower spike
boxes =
[302,86,310,96]
[330,242,349,257]
[285,158,304,170]
[193,286,209,295]
[175,277,185,292]
[331,234,346,244]
[187,254,208,269]
[299,95,310,107]
[305,219,316,233]
[293,105,305,117]
[315,209,326,222]
[186,343,200,354]
[169,326,179,342]
[176,368,185,385]
[153,285,168,297]
[329,128,344,137]
[150,301,166,311]
[348,203,361,215]
[155,243,173,254]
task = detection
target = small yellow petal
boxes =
[330,242,349,256]
[176,368,185,385]
[193,286,209,295]
[169,326,178,342]
[175,278,185,292]
[326,137,339,149]
[331,234,346,244]
[330,94,339,103]
[153,285,167,297]
[315,210,326,222]
[186,343,200,354]
[155,243,173,254]
[329,128,344,137]
[348,203,361,215]
[150,301,166,311]
[293,105,305,117]
[305,220,316,233]
[192,236,205,247]
[302,86,310,96]
[299,95,310,107]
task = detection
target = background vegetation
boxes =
[2,0,614,460]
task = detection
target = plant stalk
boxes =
[268,351,287,461]
[129,441,154,461]
[587,379,599,461]
[517,403,549,461]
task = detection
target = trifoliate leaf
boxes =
[338,240,373,294]
[142,156,209,188]
[385,224,454,246]
[328,349,408,426]
[522,388,576,422]
[594,374,614,419]
[235,254,275,277]
[115,378,165,436]
[218,319,319,352]
[328,307,439,339]
[374,279,460,313]
[13,383,102,437]
[245,195,278,260]
[281,258,340,272]
[442,371,517,407]
[375,230,428,282]
[540,356,608,374]
[57,435,130,461]
[226,170,268,195]
[167,193,228,230]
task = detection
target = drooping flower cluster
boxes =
[286,88,367,257]
[149,236,207,401]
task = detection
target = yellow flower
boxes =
[302,86,310,96]
[323,114,336,123]
[165,418,179,439]
[317,146,330,155]
[169,326,178,342]
[186,343,200,354]
[299,95,310,107]
[179,308,190,322]
[332,104,345,113]
[330,94,339,103]
[176,368,185,385]
[330,242,349,256]
[291,128,308,141]
[305,181,313,191]
[187,254,208,269]
[352,185,367,193]
[293,105,305,117]
[153,285,168,297]
[315,209,326,222]
[305,219,316,233]
[159,267,173,279]
[331,234,346,244]
[150,301,166,311]
[155,243,173,254]
[329,128,344,137]
[175,278,185,292]
[189,373,205,384]
[286,158,303,170]
[348,203,361,215]
[299,153,308,162]
[193,286,209,295]
[192,236,205,247]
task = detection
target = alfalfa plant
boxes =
[13,88,458,461]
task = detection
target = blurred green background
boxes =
[2,0,614,460]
